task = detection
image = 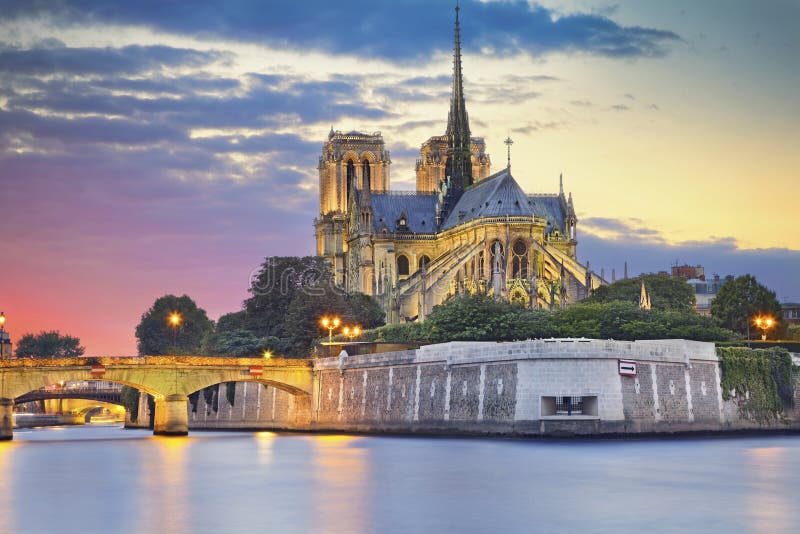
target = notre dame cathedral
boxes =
[314,6,602,324]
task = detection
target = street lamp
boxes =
[168,312,182,353]
[342,326,361,342]
[754,316,774,341]
[0,311,5,332]
[320,316,340,357]
[263,350,273,359]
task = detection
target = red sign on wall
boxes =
[90,365,106,376]
[249,366,264,376]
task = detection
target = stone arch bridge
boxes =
[0,356,313,440]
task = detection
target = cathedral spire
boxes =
[445,1,472,192]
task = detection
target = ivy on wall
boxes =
[717,346,797,423]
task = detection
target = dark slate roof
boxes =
[528,195,566,233]
[370,193,437,234]
[441,168,535,230]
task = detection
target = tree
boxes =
[135,294,214,355]
[15,331,85,358]
[283,285,352,357]
[711,275,784,339]
[587,273,695,311]
[237,256,386,357]
[365,294,735,344]
[210,329,281,357]
[243,256,331,339]
[346,292,386,330]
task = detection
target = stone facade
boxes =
[303,340,800,436]
[118,344,800,438]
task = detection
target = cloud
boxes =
[511,120,565,134]
[0,43,227,76]
[5,1,680,62]
[0,108,186,145]
[610,104,630,111]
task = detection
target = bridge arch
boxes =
[1,357,314,439]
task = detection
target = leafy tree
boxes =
[787,325,800,341]
[228,256,386,357]
[15,331,85,358]
[135,294,214,355]
[244,256,331,339]
[587,273,695,311]
[283,285,352,357]
[711,275,784,339]
[210,329,282,357]
[346,292,387,330]
[200,311,247,355]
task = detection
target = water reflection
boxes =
[0,441,17,532]
[137,437,190,534]
[746,446,793,532]
[311,435,369,533]
[255,431,276,466]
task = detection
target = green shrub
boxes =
[717,346,796,423]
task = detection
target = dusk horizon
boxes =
[2,0,798,355]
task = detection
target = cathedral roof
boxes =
[440,168,535,230]
[370,193,437,234]
[528,195,567,234]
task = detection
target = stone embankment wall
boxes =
[310,339,800,436]
[124,340,800,437]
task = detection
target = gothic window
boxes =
[418,255,431,271]
[363,160,371,191]
[478,251,485,279]
[397,255,410,277]
[512,240,529,279]
[346,160,356,205]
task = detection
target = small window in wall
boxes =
[541,396,598,417]
[418,255,430,271]
[397,255,410,276]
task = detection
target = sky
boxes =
[1,0,798,355]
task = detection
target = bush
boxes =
[359,294,736,345]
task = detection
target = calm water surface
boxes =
[1,425,799,533]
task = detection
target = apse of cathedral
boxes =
[314,6,603,324]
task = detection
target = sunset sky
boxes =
[1,0,798,355]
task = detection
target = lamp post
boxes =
[320,316,340,357]
[754,316,774,342]
[263,350,273,359]
[168,312,182,354]
[0,312,7,359]
[342,326,361,342]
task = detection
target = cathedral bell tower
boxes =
[315,129,390,286]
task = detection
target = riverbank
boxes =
[124,339,800,438]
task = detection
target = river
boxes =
[1,425,799,533]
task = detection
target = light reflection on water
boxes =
[746,446,792,532]
[4,426,800,533]
[311,435,368,533]
[137,436,190,534]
